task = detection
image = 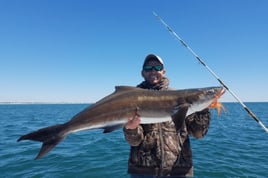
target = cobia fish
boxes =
[17,86,225,160]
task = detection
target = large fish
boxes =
[17,86,225,160]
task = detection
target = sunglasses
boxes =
[143,65,164,72]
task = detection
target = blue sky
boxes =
[0,0,267,103]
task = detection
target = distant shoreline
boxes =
[0,102,91,105]
[0,101,267,105]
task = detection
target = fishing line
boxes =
[153,11,268,133]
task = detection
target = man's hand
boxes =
[125,114,140,130]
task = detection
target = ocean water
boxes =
[1,103,268,178]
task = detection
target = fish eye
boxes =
[207,89,215,95]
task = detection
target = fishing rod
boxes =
[153,11,268,133]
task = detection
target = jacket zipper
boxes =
[158,123,165,176]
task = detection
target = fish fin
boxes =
[172,106,188,130]
[17,124,66,160]
[103,124,124,133]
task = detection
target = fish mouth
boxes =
[210,87,225,103]
[217,87,226,98]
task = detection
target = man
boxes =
[123,54,210,177]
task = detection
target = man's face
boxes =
[142,60,166,85]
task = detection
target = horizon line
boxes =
[1,101,267,105]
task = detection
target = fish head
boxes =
[186,86,225,116]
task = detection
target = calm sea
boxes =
[1,103,268,178]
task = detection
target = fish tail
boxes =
[17,124,67,160]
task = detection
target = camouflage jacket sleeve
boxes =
[185,108,211,138]
[123,125,144,146]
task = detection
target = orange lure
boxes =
[209,89,226,116]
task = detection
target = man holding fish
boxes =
[124,54,212,177]
[17,54,224,176]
